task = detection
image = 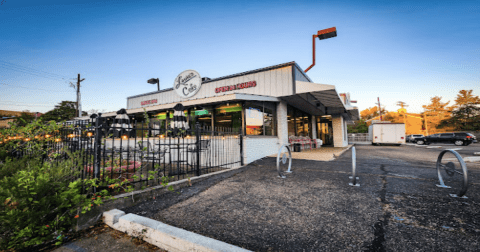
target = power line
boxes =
[0,83,74,92]
[0,104,54,108]
[0,60,71,80]
[0,100,53,105]
[0,64,70,82]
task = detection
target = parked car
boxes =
[406,134,424,143]
[416,133,475,146]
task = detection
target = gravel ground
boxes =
[123,145,480,251]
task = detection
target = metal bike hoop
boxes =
[436,149,469,198]
[277,144,292,178]
[349,146,359,187]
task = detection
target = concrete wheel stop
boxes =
[103,209,251,252]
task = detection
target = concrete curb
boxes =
[330,144,354,161]
[77,165,247,231]
[104,209,252,252]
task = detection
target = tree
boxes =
[13,112,35,127]
[360,106,387,120]
[347,119,369,133]
[440,90,480,131]
[422,96,454,134]
[40,101,77,122]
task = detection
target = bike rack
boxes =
[349,146,359,187]
[277,144,292,178]
[436,149,469,198]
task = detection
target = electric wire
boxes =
[0,64,70,83]
[0,60,72,80]
[0,83,74,92]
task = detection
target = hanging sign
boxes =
[174,70,202,98]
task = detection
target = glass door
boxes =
[317,116,333,146]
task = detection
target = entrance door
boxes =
[317,117,333,146]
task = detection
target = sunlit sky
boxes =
[1,0,479,115]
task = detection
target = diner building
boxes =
[77,62,358,164]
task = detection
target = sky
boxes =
[1,0,479,115]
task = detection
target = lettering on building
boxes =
[215,81,257,93]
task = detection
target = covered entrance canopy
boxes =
[282,81,359,121]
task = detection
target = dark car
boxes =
[416,133,475,146]
[407,134,424,143]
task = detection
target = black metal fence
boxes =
[5,114,243,190]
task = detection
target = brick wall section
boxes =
[332,116,348,147]
[244,137,280,164]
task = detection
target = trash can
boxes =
[293,143,302,152]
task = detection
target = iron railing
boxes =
[3,114,243,190]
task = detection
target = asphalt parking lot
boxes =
[404,142,480,159]
[116,144,480,251]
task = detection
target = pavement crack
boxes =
[365,164,390,252]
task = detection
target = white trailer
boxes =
[369,122,405,145]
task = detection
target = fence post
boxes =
[93,113,103,180]
[195,122,201,176]
[239,127,243,166]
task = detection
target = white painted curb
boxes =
[104,209,252,252]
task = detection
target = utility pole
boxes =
[424,110,429,136]
[76,74,85,117]
[376,97,383,121]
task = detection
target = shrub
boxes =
[0,157,107,250]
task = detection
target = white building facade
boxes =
[82,62,358,164]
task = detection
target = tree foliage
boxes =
[347,119,369,133]
[440,90,480,131]
[13,112,35,127]
[360,106,387,120]
[422,96,454,134]
[40,101,77,122]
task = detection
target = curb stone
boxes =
[104,209,252,252]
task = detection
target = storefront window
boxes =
[264,102,276,136]
[295,110,305,136]
[245,101,277,136]
[288,106,295,136]
[245,101,264,135]
[190,106,212,129]
[215,103,242,131]
[289,105,311,137]
[317,116,333,146]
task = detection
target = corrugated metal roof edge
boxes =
[127,61,308,99]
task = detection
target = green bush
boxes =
[0,157,107,250]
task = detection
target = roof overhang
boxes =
[75,93,280,120]
[293,81,359,120]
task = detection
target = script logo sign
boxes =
[174,70,202,98]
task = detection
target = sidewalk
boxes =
[269,146,352,161]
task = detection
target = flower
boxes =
[97,196,101,198]
[74,215,79,219]
[46,225,50,228]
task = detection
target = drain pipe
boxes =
[304,27,337,73]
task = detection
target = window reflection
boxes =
[215,103,242,131]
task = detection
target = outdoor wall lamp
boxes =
[147,78,160,91]
[121,135,128,140]
[87,132,93,137]
[304,27,337,73]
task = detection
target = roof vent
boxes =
[202,77,211,82]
